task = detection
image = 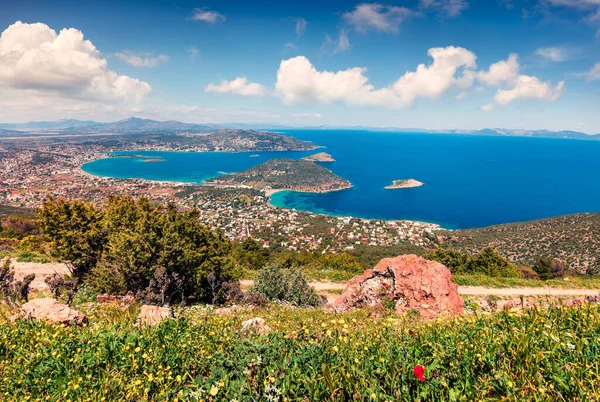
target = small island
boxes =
[302,152,336,162]
[205,158,352,195]
[385,179,424,189]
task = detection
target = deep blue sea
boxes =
[82,130,600,229]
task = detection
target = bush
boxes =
[40,196,240,305]
[250,263,319,307]
[425,247,519,278]
[533,256,568,280]
[518,265,540,280]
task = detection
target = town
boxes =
[0,142,440,253]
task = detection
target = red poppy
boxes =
[408,329,415,335]
[413,365,426,382]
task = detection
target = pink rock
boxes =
[13,298,88,326]
[137,305,175,326]
[334,255,464,319]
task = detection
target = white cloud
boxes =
[585,62,600,80]
[275,46,477,108]
[191,8,225,23]
[420,0,469,17]
[0,21,151,103]
[205,77,268,96]
[322,30,351,54]
[291,113,322,118]
[477,53,520,86]
[494,75,565,105]
[477,53,565,106]
[536,47,570,61]
[115,51,169,67]
[480,103,494,112]
[342,3,413,33]
[293,17,308,36]
[455,91,468,100]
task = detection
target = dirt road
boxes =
[12,263,600,298]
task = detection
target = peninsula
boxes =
[385,179,424,189]
[205,158,352,194]
[302,152,336,162]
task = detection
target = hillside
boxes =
[206,158,352,192]
[439,213,600,273]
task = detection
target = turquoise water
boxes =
[82,130,600,229]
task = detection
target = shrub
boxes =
[424,248,470,274]
[250,263,319,307]
[40,196,240,305]
[533,256,568,280]
[518,265,540,280]
[466,248,519,278]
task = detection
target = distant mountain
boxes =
[60,117,218,135]
[0,128,25,137]
[284,126,600,141]
[0,119,100,130]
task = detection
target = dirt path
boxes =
[458,286,600,297]
[12,265,600,298]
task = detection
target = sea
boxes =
[81,130,600,229]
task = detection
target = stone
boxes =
[137,305,175,326]
[241,317,272,335]
[12,298,88,326]
[333,255,464,319]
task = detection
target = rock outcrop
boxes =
[333,255,464,319]
[241,317,271,335]
[137,305,175,326]
[12,298,88,326]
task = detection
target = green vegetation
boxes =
[452,274,600,289]
[249,263,320,307]
[207,158,352,192]
[1,303,600,401]
[439,213,600,274]
[39,196,239,304]
[425,248,520,278]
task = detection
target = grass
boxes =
[1,302,600,401]
[453,274,600,289]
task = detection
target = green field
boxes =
[1,303,599,401]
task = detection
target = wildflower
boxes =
[566,343,575,350]
[408,329,415,335]
[209,386,219,396]
[413,365,426,382]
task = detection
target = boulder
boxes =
[333,255,464,319]
[241,317,272,335]
[12,298,87,326]
[137,305,175,326]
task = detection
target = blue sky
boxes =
[1,0,600,132]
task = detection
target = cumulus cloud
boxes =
[205,77,268,96]
[275,46,477,108]
[477,53,520,86]
[342,3,414,33]
[420,0,469,17]
[115,51,169,67]
[191,8,225,23]
[536,47,570,61]
[477,53,564,107]
[494,75,565,105]
[0,21,151,103]
[322,30,351,54]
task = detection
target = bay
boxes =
[82,130,600,229]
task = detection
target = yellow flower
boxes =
[176,375,182,383]
[333,346,339,352]
[147,373,154,382]
[209,386,219,396]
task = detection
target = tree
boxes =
[40,196,239,305]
